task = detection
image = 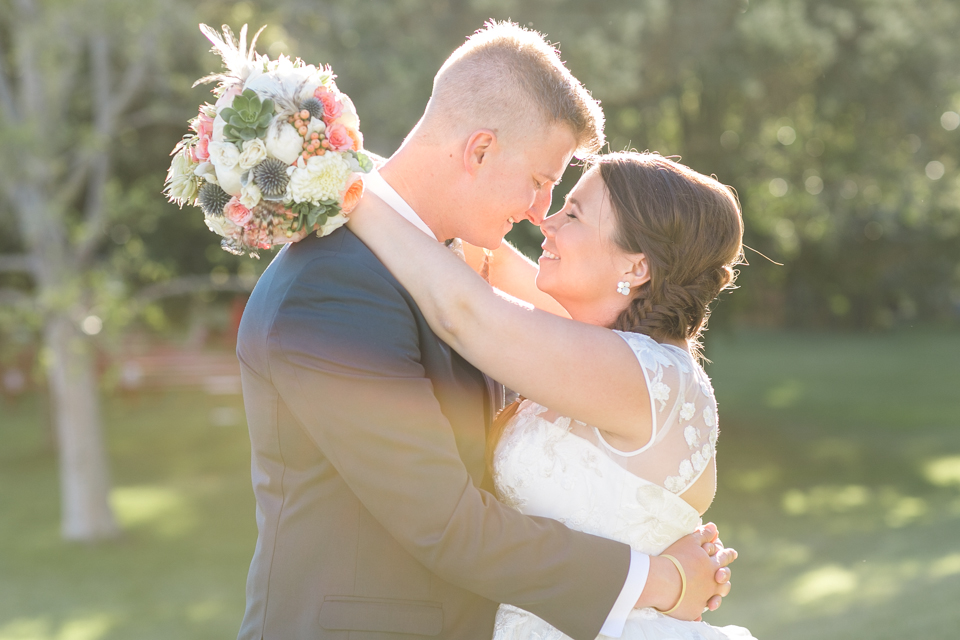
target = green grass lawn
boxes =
[0,388,256,639]
[1,329,958,639]
[702,329,960,638]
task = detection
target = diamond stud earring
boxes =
[616,281,631,296]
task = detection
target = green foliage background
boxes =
[4,0,959,343]
[227,0,960,331]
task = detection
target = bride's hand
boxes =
[639,523,737,621]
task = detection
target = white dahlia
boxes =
[287,153,351,204]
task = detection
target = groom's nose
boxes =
[525,187,553,225]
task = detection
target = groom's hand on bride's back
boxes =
[634,522,737,621]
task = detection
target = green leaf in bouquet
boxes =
[220,89,275,146]
[353,151,374,173]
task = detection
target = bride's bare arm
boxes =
[462,241,570,318]
[348,195,651,444]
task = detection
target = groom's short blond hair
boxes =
[424,21,604,156]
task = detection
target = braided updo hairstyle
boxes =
[486,152,743,475]
[599,152,742,361]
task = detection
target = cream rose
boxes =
[266,122,304,166]
[240,182,262,209]
[204,210,239,237]
[239,138,268,170]
[215,164,243,196]
[307,117,326,137]
[318,212,349,236]
[209,141,240,170]
[194,161,218,185]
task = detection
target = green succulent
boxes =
[219,89,275,145]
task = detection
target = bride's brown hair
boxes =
[602,152,743,361]
[486,151,743,476]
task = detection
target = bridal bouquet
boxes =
[164,24,373,257]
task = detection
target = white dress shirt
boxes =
[361,169,651,637]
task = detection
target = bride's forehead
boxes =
[568,171,605,204]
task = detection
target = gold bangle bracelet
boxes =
[655,554,687,616]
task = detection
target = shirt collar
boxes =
[363,169,437,240]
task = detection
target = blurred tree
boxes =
[0,0,234,541]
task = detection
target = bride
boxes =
[347,151,756,639]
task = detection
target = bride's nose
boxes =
[540,212,560,238]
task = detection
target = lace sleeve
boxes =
[575,331,719,495]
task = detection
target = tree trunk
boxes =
[44,312,119,541]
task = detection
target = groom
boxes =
[237,21,734,640]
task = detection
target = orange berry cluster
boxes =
[287,109,332,161]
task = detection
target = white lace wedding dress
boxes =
[492,331,757,640]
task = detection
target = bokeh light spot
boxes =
[81,316,103,336]
[777,126,796,145]
[805,175,823,195]
[925,161,945,180]
[769,178,788,197]
[720,130,740,149]
[941,111,960,131]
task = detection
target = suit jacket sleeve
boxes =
[268,253,631,640]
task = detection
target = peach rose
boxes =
[224,197,252,227]
[314,86,342,123]
[325,122,354,152]
[345,126,363,151]
[340,176,364,214]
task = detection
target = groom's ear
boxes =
[464,129,497,176]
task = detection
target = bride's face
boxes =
[536,170,644,318]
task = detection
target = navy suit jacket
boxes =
[236,228,630,639]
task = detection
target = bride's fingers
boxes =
[714,567,731,584]
[699,522,719,542]
[702,541,716,556]
[706,595,724,611]
[714,547,738,568]
[716,580,732,599]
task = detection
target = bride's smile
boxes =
[535,170,648,325]
[538,247,559,261]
